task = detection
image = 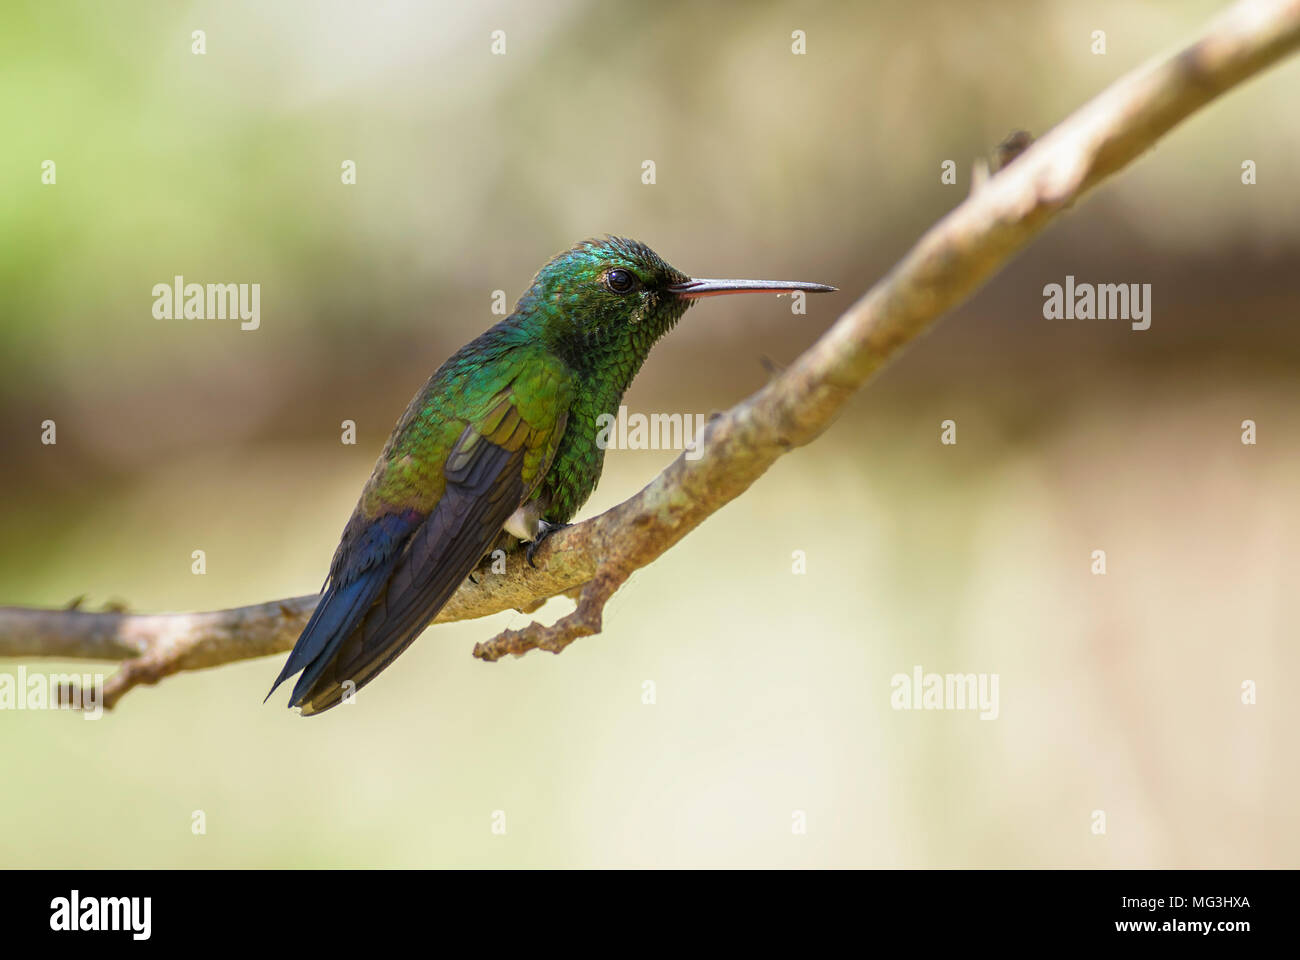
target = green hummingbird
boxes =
[267,237,835,714]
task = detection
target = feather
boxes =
[292,435,526,714]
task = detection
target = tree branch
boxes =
[4,0,1299,710]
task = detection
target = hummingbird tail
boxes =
[275,431,528,716]
[265,511,422,708]
[263,567,392,705]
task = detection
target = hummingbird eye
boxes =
[604,269,636,294]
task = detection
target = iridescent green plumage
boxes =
[268,237,834,715]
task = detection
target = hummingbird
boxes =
[267,237,835,715]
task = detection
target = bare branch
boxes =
[4,0,1299,709]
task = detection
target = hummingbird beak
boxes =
[667,278,838,299]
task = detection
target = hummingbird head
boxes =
[518,236,836,374]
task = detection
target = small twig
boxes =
[474,569,628,661]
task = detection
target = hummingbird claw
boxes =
[526,520,570,568]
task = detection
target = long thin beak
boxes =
[668,278,838,299]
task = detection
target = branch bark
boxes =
[4,0,1299,710]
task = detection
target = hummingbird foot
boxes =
[526,520,570,569]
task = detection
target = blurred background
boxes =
[1,0,1297,867]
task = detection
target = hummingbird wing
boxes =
[268,351,571,715]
